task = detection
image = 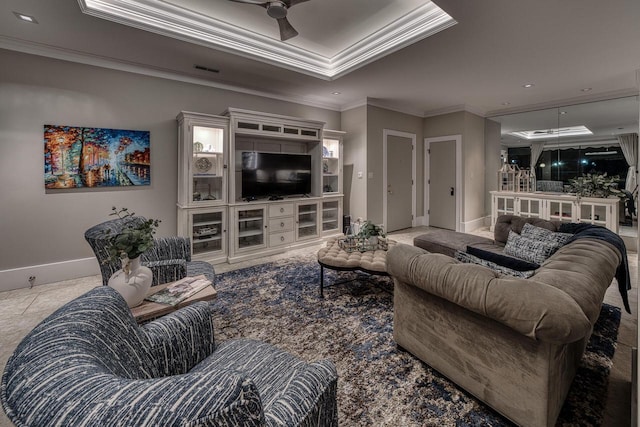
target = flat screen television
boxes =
[241,151,312,199]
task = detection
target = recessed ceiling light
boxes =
[522,83,535,88]
[13,11,38,24]
[560,111,567,115]
[501,102,511,106]
[581,87,592,92]
[331,92,341,95]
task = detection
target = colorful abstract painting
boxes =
[44,125,150,189]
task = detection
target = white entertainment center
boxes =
[176,108,344,264]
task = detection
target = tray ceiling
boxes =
[78,0,456,79]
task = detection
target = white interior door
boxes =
[384,131,415,232]
[428,138,457,230]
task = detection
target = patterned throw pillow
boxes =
[503,230,562,264]
[520,223,573,245]
[455,251,536,279]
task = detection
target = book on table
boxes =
[145,275,212,306]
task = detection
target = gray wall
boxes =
[0,49,340,272]
[366,106,424,223]
[484,118,502,217]
[423,111,487,226]
[462,112,486,222]
[341,106,367,221]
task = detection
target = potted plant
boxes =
[357,220,386,248]
[568,173,626,199]
[103,207,160,307]
[104,206,160,266]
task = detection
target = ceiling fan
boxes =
[227,0,309,41]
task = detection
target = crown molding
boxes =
[0,36,342,112]
[340,99,368,112]
[339,98,424,117]
[366,99,425,118]
[423,104,485,118]
[78,0,455,80]
[328,3,457,79]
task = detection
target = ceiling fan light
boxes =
[267,2,287,19]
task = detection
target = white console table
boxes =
[490,191,619,233]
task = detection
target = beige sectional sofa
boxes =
[387,216,624,427]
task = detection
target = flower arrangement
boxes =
[356,220,386,239]
[103,207,160,263]
[568,173,625,199]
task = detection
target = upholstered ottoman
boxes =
[317,237,396,297]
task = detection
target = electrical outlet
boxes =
[28,276,36,288]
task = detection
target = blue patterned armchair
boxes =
[85,216,215,287]
[1,286,339,426]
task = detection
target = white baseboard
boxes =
[461,216,488,233]
[414,216,427,226]
[0,258,100,292]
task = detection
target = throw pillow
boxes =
[520,223,573,245]
[503,230,562,264]
[466,246,540,271]
[454,251,536,279]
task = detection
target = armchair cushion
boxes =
[1,287,337,427]
[144,259,188,286]
[141,302,216,376]
[142,236,192,262]
[193,339,339,427]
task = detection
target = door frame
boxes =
[383,129,416,231]
[424,135,462,232]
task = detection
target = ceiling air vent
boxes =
[194,65,219,73]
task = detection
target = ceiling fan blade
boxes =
[277,17,298,41]
[227,0,268,6]
[286,0,311,7]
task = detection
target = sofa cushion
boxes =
[413,229,493,258]
[455,251,536,278]
[520,223,573,245]
[504,230,562,264]
[466,246,540,271]
[494,215,559,244]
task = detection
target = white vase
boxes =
[108,256,153,308]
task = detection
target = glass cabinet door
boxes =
[191,210,225,255]
[322,200,340,233]
[495,195,515,216]
[237,207,266,250]
[191,125,225,205]
[548,200,575,222]
[296,202,319,240]
[517,197,541,218]
[322,138,340,194]
[578,201,609,227]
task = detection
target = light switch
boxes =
[357,171,363,178]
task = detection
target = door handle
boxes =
[450,187,455,196]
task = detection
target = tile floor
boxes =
[0,226,637,426]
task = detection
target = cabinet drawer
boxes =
[269,231,295,247]
[269,217,294,232]
[269,203,294,217]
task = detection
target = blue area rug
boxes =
[211,255,621,426]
